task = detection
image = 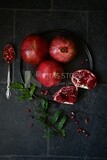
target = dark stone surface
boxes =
[0,84,47,155]
[0,0,107,159]
[53,0,107,11]
[0,0,51,9]
[0,10,14,83]
[84,84,107,157]
[0,157,84,160]
[49,84,107,157]
[88,12,107,83]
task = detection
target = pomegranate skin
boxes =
[36,60,64,87]
[20,35,49,65]
[49,36,77,63]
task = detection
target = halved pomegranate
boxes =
[53,86,78,104]
[71,69,97,89]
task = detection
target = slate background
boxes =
[0,0,107,160]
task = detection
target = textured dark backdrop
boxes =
[0,0,107,160]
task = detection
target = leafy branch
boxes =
[11,82,69,138]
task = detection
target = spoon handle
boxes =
[6,64,11,99]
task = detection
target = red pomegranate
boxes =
[53,86,78,104]
[49,36,77,63]
[36,60,64,87]
[20,35,49,65]
[71,69,97,89]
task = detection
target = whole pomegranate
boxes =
[49,36,77,63]
[20,35,49,65]
[36,60,64,87]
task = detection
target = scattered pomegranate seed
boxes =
[71,112,75,115]
[70,111,89,137]
[82,129,86,133]
[74,120,79,124]
[29,123,34,128]
[85,133,89,137]
[77,128,82,133]
[41,90,49,95]
[44,90,48,95]
[26,108,31,112]
[84,117,89,124]
[40,91,44,94]
[70,115,75,119]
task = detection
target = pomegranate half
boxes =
[53,86,78,104]
[71,69,97,89]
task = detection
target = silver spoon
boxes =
[6,63,11,99]
[3,44,15,99]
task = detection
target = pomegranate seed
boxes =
[70,115,75,119]
[77,128,82,133]
[44,90,48,95]
[75,121,79,124]
[26,108,31,112]
[71,111,75,115]
[82,129,86,133]
[41,90,49,95]
[41,91,44,94]
[29,123,34,128]
[84,117,89,124]
[85,133,89,137]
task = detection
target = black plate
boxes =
[20,29,93,100]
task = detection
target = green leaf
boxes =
[60,129,66,137]
[30,84,36,97]
[10,82,24,89]
[51,110,62,125]
[18,95,29,100]
[40,98,49,111]
[57,116,68,130]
